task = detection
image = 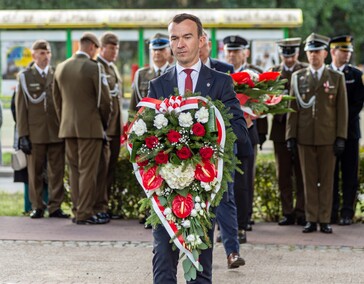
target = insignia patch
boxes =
[102,76,108,86]
[207,83,211,87]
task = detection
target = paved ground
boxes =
[1,217,364,284]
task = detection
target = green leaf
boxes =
[182,258,193,274]
[158,196,167,206]
[192,249,199,261]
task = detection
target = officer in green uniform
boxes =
[286,33,348,234]
[269,38,307,226]
[53,32,112,225]
[16,40,68,219]
[329,35,364,225]
[129,33,171,112]
[95,32,124,221]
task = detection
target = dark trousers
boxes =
[152,217,214,284]
[273,141,305,217]
[216,181,239,256]
[332,139,359,219]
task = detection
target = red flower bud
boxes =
[145,136,159,149]
[167,130,181,143]
[155,151,169,164]
[176,146,192,160]
[199,147,214,160]
[192,123,206,137]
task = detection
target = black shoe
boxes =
[339,217,352,226]
[30,209,44,219]
[96,212,110,223]
[302,222,317,233]
[227,253,245,269]
[320,223,333,234]
[216,232,222,243]
[245,224,252,231]
[278,215,295,226]
[49,209,70,218]
[238,230,247,244]
[296,216,306,226]
[76,215,108,225]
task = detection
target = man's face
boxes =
[281,53,298,68]
[306,49,328,69]
[331,48,352,67]
[199,38,211,63]
[100,43,119,62]
[225,49,248,69]
[151,47,170,67]
[168,19,204,67]
[32,49,51,69]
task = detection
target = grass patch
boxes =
[2,151,11,166]
[0,191,24,216]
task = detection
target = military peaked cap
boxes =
[100,32,119,46]
[304,33,330,51]
[149,33,169,50]
[277,37,301,57]
[223,35,249,50]
[330,35,353,52]
[31,40,51,51]
[80,32,100,48]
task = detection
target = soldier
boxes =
[269,38,307,226]
[286,33,348,234]
[53,32,112,225]
[129,33,171,112]
[16,40,68,219]
[223,35,268,230]
[329,35,364,225]
[95,32,123,221]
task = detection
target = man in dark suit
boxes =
[286,33,348,234]
[16,40,68,219]
[148,14,248,283]
[53,32,112,225]
[269,38,307,226]
[95,32,124,222]
[329,35,364,225]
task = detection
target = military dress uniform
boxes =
[53,33,112,223]
[269,38,307,225]
[329,35,364,224]
[16,40,66,218]
[286,33,348,233]
[95,54,123,217]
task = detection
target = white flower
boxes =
[132,119,147,136]
[153,114,168,129]
[195,203,201,211]
[186,234,196,243]
[182,220,191,228]
[164,207,172,215]
[201,202,206,209]
[201,181,212,192]
[190,209,197,217]
[160,162,195,189]
[245,69,259,82]
[195,107,209,123]
[178,112,194,127]
[199,210,204,215]
[195,196,201,203]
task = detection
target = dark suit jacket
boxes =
[148,64,248,144]
[210,58,234,74]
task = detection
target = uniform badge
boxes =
[207,83,210,87]
[102,75,108,86]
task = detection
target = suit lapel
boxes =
[195,65,214,96]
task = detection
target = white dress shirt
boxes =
[176,60,201,96]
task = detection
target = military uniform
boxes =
[94,32,124,217]
[269,38,307,225]
[329,35,364,224]
[16,40,65,218]
[53,33,112,222]
[286,33,348,231]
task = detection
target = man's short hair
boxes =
[170,13,203,37]
[80,32,100,48]
[32,40,51,52]
[100,32,119,47]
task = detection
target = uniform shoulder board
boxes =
[90,59,98,63]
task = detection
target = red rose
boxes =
[136,155,148,167]
[199,147,214,160]
[195,161,216,182]
[258,71,280,82]
[264,94,283,106]
[176,146,192,160]
[231,72,255,87]
[167,130,181,143]
[155,151,169,164]
[192,123,206,137]
[142,166,163,190]
[172,193,194,218]
[236,93,250,106]
[145,136,159,149]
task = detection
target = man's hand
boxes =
[258,134,266,150]
[334,138,345,157]
[286,138,297,158]
[19,136,32,155]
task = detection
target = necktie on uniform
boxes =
[41,71,46,78]
[157,69,162,77]
[184,69,193,94]
[313,71,319,82]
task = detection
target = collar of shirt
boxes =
[235,64,245,73]
[176,60,202,96]
[331,63,345,72]
[283,63,296,72]
[309,64,325,81]
[98,55,113,67]
[153,62,169,74]
[34,64,49,77]
[76,50,90,59]
[203,57,211,68]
